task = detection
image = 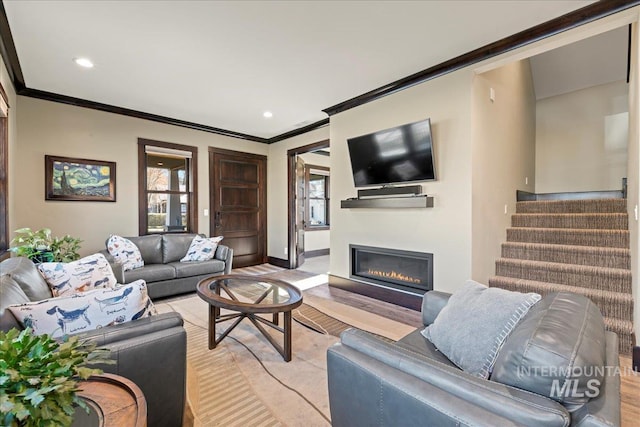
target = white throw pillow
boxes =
[37,253,117,297]
[107,235,144,271]
[8,280,156,338]
[180,235,223,262]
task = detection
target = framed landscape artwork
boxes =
[45,155,116,202]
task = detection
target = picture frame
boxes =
[45,155,116,202]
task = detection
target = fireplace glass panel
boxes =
[350,245,433,294]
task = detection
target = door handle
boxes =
[214,211,222,228]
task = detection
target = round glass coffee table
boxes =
[196,275,303,362]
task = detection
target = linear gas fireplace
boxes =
[350,245,433,295]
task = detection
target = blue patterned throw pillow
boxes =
[37,253,117,297]
[8,280,156,338]
[180,235,223,262]
[107,235,144,271]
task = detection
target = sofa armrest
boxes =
[215,244,233,274]
[78,311,183,345]
[79,312,186,427]
[571,332,621,427]
[422,290,451,326]
[328,329,570,427]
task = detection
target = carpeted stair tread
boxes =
[488,276,633,322]
[488,277,635,355]
[495,198,633,356]
[511,213,628,230]
[501,242,630,269]
[516,198,626,214]
[494,258,631,293]
[603,317,635,336]
[506,227,629,248]
[489,275,634,355]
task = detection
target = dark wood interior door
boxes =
[295,155,305,267]
[209,148,267,268]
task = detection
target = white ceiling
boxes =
[530,26,628,100]
[4,1,597,140]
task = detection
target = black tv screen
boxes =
[347,118,435,187]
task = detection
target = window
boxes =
[0,83,8,254]
[138,139,197,235]
[305,165,329,230]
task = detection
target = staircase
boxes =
[489,198,634,355]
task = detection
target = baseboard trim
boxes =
[305,248,329,258]
[267,256,289,269]
[328,274,422,311]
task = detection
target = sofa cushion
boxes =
[0,257,52,301]
[490,292,607,408]
[180,235,223,262]
[170,259,226,278]
[0,275,29,331]
[162,234,199,263]
[126,235,163,264]
[124,264,176,283]
[8,280,156,338]
[422,280,540,378]
[37,253,117,297]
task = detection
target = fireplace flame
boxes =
[367,269,422,284]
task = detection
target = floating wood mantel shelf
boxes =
[340,195,434,209]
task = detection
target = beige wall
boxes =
[266,127,329,260]
[1,56,17,244]
[329,70,473,294]
[471,59,536,284]
[14,96,267,255]
[535,81,629,193]
[627,23,640,343]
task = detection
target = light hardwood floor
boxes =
[300,280,640,427]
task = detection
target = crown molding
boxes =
[1,0,637,143]
[19,87,268,143]
[266,118,329,144]
[323,0,640,116]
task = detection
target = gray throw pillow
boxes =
[421,280,541,378]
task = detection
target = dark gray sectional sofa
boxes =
[100,233,233,299]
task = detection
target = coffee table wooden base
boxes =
[198,275,303,363]
[208,305,294,361]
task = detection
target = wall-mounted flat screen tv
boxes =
[347,118,436,187]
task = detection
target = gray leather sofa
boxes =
[328,291,620,427]
[0,257,187,427]
[100,233,233,299]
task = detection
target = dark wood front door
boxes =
[209,148,267,268]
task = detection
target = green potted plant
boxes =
[9,228,82,263]
[0,328,111,426]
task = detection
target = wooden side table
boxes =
[73,374,147,427]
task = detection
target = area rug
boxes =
[155,290,414,427]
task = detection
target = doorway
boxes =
[209,147,267,268]
[287,140,330,269]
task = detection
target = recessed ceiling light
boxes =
[74,57,94,68]
[263,111,273,118]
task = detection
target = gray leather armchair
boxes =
[327,291,620,427]
[1,257,187,427]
